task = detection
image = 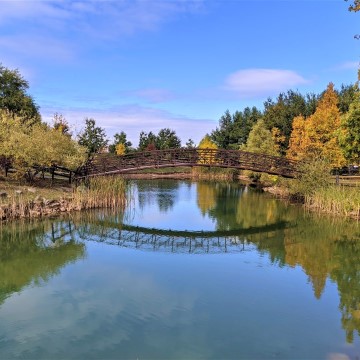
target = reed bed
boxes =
[72,176,127,210]
[305,185,360,218]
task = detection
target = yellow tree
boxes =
[115,143,126,155]
[198,134,218,164]
[287,115,308,159]
[287,83,346,167]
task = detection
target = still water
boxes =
[0,179,360,359]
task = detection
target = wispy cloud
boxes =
[41,104,216,147]
[223,68,309,99]
[331,61,359,71]
[127,88,176,103]
[0,0,204,65]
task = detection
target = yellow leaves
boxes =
[198,135,218,164]
[115,143,126,156]
[287,83,346,167]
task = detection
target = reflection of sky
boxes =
[126,181,217,231]
[0,240,357,359]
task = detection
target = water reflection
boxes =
[0,220,85,306]
[1,180,360,358]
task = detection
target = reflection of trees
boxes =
[196,182,216,215]
[0,220,85,305]
[198,182,295,231]
[194,181,360,342]
[331,236,360,343]
[136,179,180,213]
[261,215,360,343]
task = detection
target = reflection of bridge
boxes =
[78,148,299,179]
[76,221,291,254]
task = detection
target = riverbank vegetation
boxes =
[0,176,127,221]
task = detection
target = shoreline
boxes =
[1,172,359,222]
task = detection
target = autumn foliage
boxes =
[287,83,346,167]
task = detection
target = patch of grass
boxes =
[305,185,360,218]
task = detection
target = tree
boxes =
[337,84,359,114]
[109,131,132,154]
[263,90,318,153]
[78,118,108,156]
[156,128,181,149]
[138,128,181,151]
[287,83,346,167]
[198,134,218,164]
[0,64,40,124]
[185,138,196,149]
[339,87,360,162]
[346,0,360,12]
[0,110,86,180]
[138,131,157,151]
[241,119,280,156]
[210,107,262,149]
[52,113,71,137]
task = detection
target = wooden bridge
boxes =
[78,148,300,179]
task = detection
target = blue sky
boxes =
[1,0,359,146]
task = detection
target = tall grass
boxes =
[72,176,127,210]
[0,176,128,221]
[305,186,360,218]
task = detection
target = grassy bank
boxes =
[0,176,127,221]
[304,186,360,218]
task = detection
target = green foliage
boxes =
[0,110,86,179]
[288,158,332,197]
[337,84,359,113]
[185,138,196,148]
[156,128,181,149]
[138,128,181,151]
[0,63,40,124]
[211,107,261,149]
[240,119,279,156]
[339,87,360,162]
[109,131,132,154]
[78,118,108,156]
[138,131,157,151]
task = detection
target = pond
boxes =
[0,179,360,359]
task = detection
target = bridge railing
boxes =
[80,148,300,179]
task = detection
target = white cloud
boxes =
[41,104,216,147]
[223,68,309,99]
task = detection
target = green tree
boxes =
[138,129,181,151]
[0,64,40,124]
[138,131,157,151]
[211,107,262,149]
[241,119,280,156]
[78,118,108,156]
[185,138,196,148]
[109,131,132,154]
[337,84,359,113]
[339,87,360,162]
[156,128,181,149]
